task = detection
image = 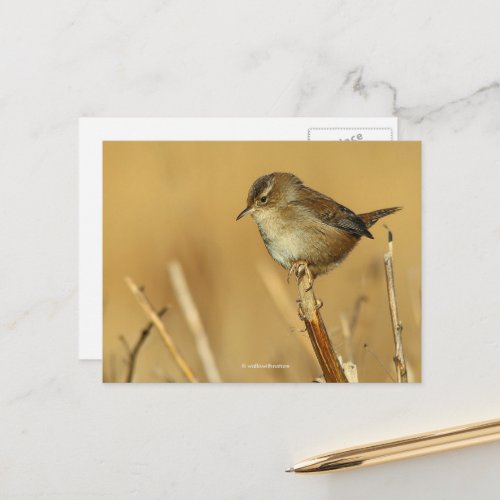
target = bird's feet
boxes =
[288,260,314,291]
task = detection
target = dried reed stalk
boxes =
[167,260,222,383]
[124,276,198,383]
[120,307,167,382]
[383,228,408,383]
[295,265,348,383]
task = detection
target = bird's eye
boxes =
[260,196,268,204]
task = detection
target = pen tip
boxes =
[285,467,294,473]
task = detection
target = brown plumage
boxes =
[237,172,401,277]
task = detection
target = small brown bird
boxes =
[236,172,401,278]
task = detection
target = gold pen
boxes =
[286,418,500,474]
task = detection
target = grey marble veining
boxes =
[1,1,500,498]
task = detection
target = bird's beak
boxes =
[236,206,253,221]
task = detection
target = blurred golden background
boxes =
[103,141,420,382]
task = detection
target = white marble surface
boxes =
[1,1,500,498]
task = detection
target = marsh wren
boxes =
[237,172,401,278]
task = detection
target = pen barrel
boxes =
[293,419,500,473]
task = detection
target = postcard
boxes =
[99,139,420,382]
[80,118,398,361]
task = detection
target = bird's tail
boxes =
[358,207,402,228]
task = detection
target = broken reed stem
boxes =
[124,276,198,383]
[296,265,348,383]
[120,307,167,382]
[383,227,408,383]
[167,260,222,383]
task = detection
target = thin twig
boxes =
[363,343,396,382]
[124,276,198,382]
[167,260,222,383]
[383,226,408,383]
[120,307,167,382]
[295,264,348,383]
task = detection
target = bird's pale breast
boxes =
[253,206,359,275]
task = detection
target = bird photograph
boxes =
[103,141,421,383]
[237,172,401,278]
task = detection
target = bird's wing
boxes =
[293,188,373,239]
